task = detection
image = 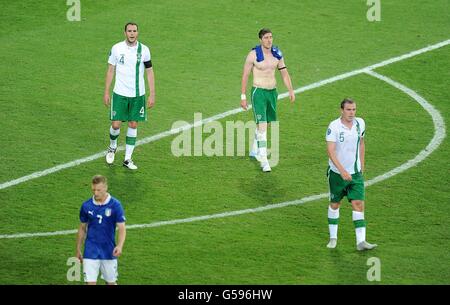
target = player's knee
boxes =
[111,122,121,129]
[128,121,138,129]
[352,200,364,211]
[329,202,340,210]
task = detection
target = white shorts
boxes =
[83,259,118,283]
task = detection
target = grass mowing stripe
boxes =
[1,39,449,191]
[0,69,445,240]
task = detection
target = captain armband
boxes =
[144,60,153,68]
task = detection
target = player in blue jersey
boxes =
[76,175,127,285]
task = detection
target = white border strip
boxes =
[1,39,448,191]
[0,69,446,239]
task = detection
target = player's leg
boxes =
[261,89,279,172]
[106,120,122,164]
[351,200,375,250]
[250,87,267,165]
[249,127,259,159]
[327,169,346,248]
[252,89,271,171]
[107,93,128,164]
[99,260,118,285]
[256,122,270,171]
[327,202,341,249]
[123,121,138,170]
[83,259,100,285]
[123,95,146,170]
[349,174,377,251]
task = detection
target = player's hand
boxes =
[147,96,155,108]
[112,246,123,257]
[289,91,296,103]
[240,99,248,110]
[76,250,83,263]
[103,93,111,107]
[341,171,352,181]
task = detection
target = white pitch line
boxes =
[0,68,446,239]
[364,70,446,186]
[1,39,449,191]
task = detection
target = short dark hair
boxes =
[340,98,355,109]
[124,22,138,32]
[258,28,272,39]
[92,175,107,185]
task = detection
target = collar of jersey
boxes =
[339,117,356,129]
[92,193,111,206]
[124,40,139,49]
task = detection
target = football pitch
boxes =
[0,0,449,285]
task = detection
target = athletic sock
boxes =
[109,126,120,149]
[125,127,137,160]
[328,206,339,239]
[251,128,258,154]
[257,130,267,158]
[353,211,366,245]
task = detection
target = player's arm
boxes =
[145,66,155,108]
[359,137,365,173]
[104,64,115,106]
[327,141,352,181]
[240,51,255,110]
[76,223,87,263]
[113,222,126,257]
[278,58,295,103]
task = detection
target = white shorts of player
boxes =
[83,259,118,283]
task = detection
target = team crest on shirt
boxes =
[327,128,331,135]
[105,208,112,217]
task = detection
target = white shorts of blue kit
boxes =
[83,259,118,283]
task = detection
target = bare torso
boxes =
[252,51,279,89]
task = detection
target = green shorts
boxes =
[251,87,278,124]
[110,92,147,122]
[327,168,365,203]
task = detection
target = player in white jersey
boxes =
[103,22,155,170]
[325,98,377,251]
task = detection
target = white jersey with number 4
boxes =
[326,117,365,175]
[108,40,151,97]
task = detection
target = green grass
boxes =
[0,0,449,284]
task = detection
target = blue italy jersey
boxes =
[79,194,126,260]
